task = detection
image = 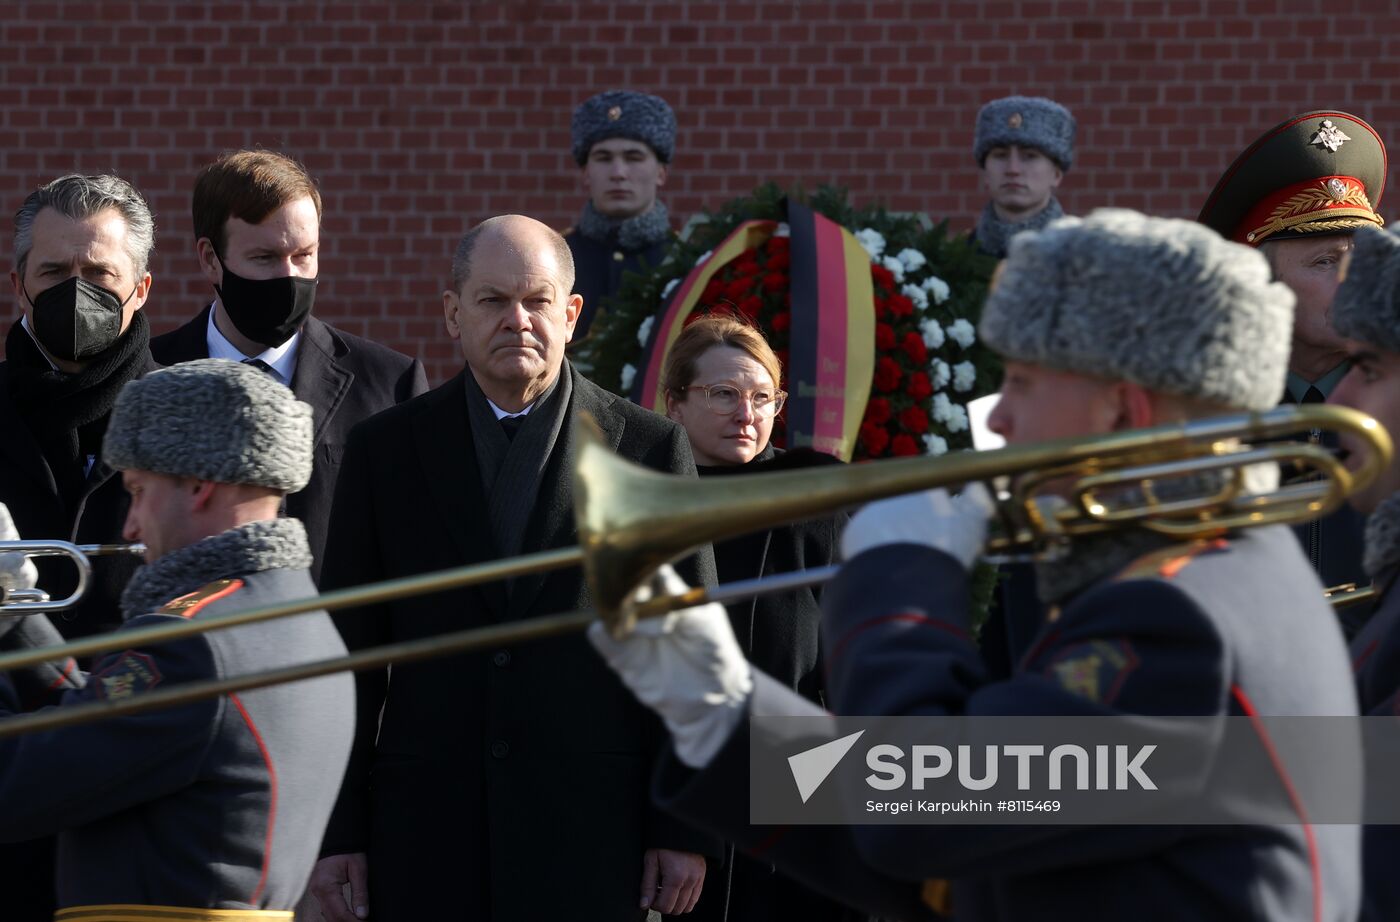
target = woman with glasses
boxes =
[661,314,860,922]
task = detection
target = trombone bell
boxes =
[574,405,1392,636]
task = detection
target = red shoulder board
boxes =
[156,578,244,619]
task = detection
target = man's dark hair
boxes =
[192,149,322,254]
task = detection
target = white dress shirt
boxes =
[205,302,300,387]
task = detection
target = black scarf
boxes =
[463,367,571,563]
[5,310,152,506]
[973,196,1065,259]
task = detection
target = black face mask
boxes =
[25,276,135,362]
[214,259,317,348]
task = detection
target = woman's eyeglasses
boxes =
[682,384,787,418]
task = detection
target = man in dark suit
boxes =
[0,172,159,922]
[310,215,717,921]
[150,149,427,581]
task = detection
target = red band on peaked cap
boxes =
[1198,110,1388,247]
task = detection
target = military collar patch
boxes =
[1045,639,1139,704]
[94,650,162,702]
[1309,119,1351,152]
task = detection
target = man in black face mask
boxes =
[0,172,158,921]
[151,149,428,581]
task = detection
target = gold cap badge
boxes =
[1007,112,1023,129]
[607,105,622,122]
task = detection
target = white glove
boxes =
[0,504,36,594]
[840,482,996,570]
[588,564,754,769]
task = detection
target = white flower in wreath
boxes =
[923,433,949,456]
[660,278,681,301]
[952,361,976,393]
[636,316,655,348]
[774,222,791,238]
[947,318,976,348]
[880,256,905,284]
[931,394,969,432]
[922,275,951,305]
[620,364,637,392]
[901,283,929,311]
[931,358,951,390]
[896,247,927,274]
[695,249,714,266]
[945,403,969,433]
[920,318,945,350]
[855,228,885,260]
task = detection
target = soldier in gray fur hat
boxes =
[0,357,354,917]
[593,209,1362,921]
[1326,224,1400,921]
[565,89,678,340]
[971,95,1076,258]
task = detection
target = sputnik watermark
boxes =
[749,715,1376,826]
[864,743,1157,792]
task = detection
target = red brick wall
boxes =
[2,0,1398,384]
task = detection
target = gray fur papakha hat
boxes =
[979,209,1295,412]
[572,90,677,165]
[974,96,1076,170]
[1332,225,1400,353]
[103,358,313,492]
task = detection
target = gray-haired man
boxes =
[0,358,354,917]
[0,173,159,922]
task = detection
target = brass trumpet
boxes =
[0,403,1387,739]
[0,541,147,614]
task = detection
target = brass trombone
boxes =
[0,542,147,614]
[0,403,1387,739]
[1326,582,1379,610]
